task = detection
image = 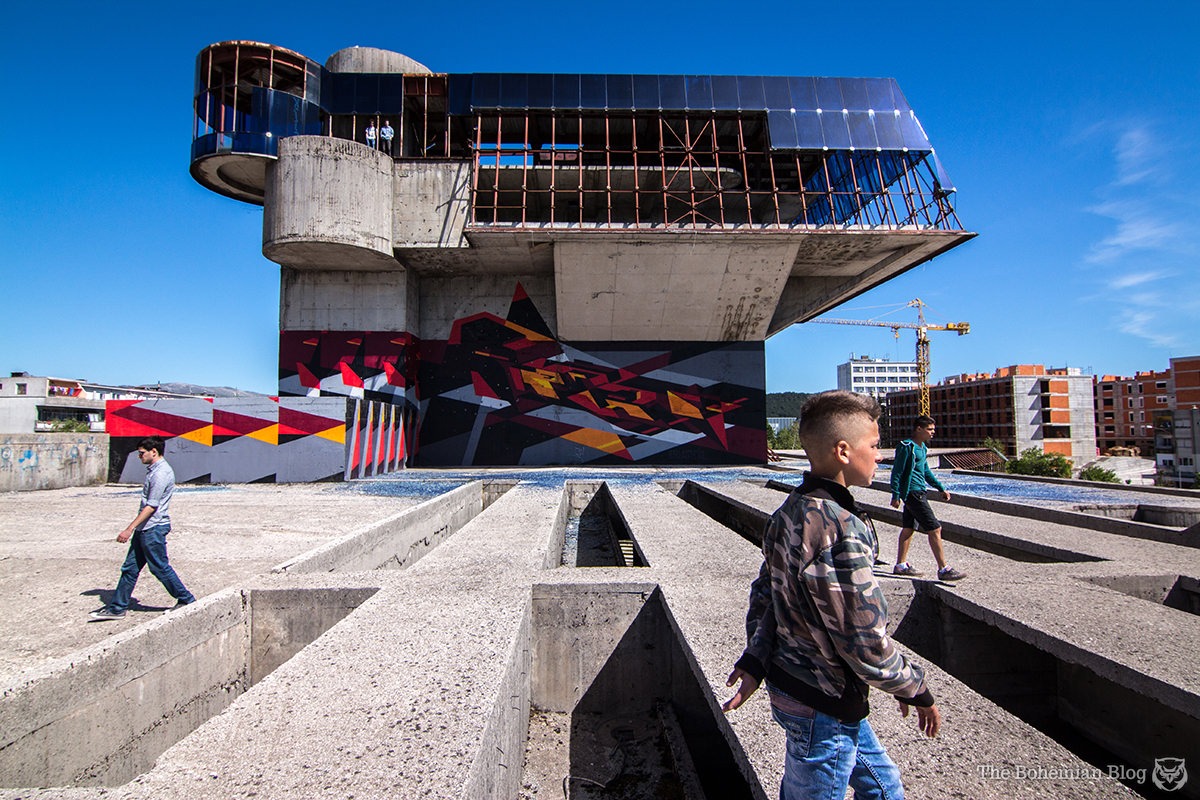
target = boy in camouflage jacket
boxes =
[724,390,940,799]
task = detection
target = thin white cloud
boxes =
[1081,120,1200,350]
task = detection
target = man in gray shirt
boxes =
[90,437,195,620]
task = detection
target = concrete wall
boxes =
[280,269,414,331]
[0,590,248,787]
[419,273,557,340]
[248,587,380,684]
[272,480,496,573]
[0,434,107,492]
[0,399,37,433]
[393,161,471,249]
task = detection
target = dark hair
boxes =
[137,436,166,456]
[799,390,881,452]
[914,415,936,429]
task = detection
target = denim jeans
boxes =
[110,524,194,612]
[772,705,904,800]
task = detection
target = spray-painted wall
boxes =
[106,397,354,483]
[279,284,767,466]
[0,434,108,492]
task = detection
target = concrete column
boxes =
[280,269,414,332]
[264,136,396,271]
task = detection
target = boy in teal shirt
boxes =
[890,415,967,581]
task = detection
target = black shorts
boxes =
[901,491,941,532]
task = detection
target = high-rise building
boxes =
[888,365,1096,466]
[836,355,920,400]
[181,42,973,469]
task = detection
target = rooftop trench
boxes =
[675,478,1200,800]
[470,481,757,799]
[893,584,1200,799]
[0,479,513,792]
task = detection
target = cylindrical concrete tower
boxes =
[324,47,431,74]
[263,136,395,270]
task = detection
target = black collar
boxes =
[796,472,859,513]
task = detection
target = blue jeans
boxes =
[772,705,904,800]
[110,524,194,612]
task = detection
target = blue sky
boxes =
[3,1,1197,394]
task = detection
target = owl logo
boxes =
[1153,758,1187,792]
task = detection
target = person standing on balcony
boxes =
[380,120,394,156]
[89,438,195,620]
[365,121,378,150]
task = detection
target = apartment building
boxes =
[1094,370,1170,456]
[1154,355,1200,487]
[0,373,191,433]
[888,365,1096,466]
[836,355,920,400]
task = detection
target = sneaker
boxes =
[88,607,126,621]
[893,563,924,577]
[171,599,195,610]
[937,567,968,582]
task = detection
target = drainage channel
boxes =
[1080,574,1200,617]
[519,584,756,799]
[558,482,647,568]
[895,586,1200,800]
[0,587,379,790]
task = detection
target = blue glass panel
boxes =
[633,75,659,108]
[864,78,893,111]
[330,73,357,114]
[873,111,904,149]
[659,75,685,108]
[500,73,528,107]
[354,75,379,113]
[794,111,824,148]
[846,111,878,150]
[473,74,500,108]
[447,74,473,115]
[815,77,843,111]
[763,76,790,109]
[580,74,606,107]
[767,110,798,149]
[932,153,956,193]
[553,74,580,108]
[686,76,713,110]
[819,110,851,149]
[897,111,931,150]
[711,76,739,109]
[606,74,633,108]
[840,79,869,111]
[737,76,765,109]
[891,80,912,112]
[306,62,323,105]
[527,74,554,108]
[788,77,817,111]
[379,77,404,112]
[854,153,885,194]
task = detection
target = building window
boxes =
[16,383,26,395]
[1157,396,1168,404]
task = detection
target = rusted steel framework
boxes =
[469,112,962,230]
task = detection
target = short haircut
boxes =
[914,415,936,429]
[137,436,166,456]
[799,391,881,453]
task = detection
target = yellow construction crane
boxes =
[811,299,970,416]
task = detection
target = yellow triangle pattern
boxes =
[179,425,213,447]
[246,424,279,446]
[316,424,346,444]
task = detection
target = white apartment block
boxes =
[837,356,920,400]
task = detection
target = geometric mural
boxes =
[279,284,767,466]
[107,396,352,483]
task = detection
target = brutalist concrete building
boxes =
[189,42,973,467]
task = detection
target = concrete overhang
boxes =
[190,152,272,205]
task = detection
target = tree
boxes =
[766,392,812,418]
[1078,465,1119,483]
[980,436,1006,456]
[770,421,800,451]
[1006,447,1071,478]
[49,419,91,433]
